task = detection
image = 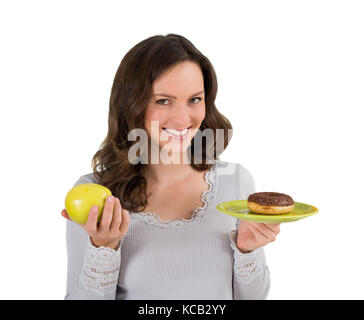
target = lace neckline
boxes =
[131,160,218,228]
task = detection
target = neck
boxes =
[146,163,194,183]
[145,147,194,184]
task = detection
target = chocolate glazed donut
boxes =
[247,192,294,214]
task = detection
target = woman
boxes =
[61,33,280,300]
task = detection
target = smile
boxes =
[162,126,192,138]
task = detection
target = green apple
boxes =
[65,183,112,225]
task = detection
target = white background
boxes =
[0,0,363,299]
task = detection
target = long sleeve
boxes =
[64,174,122,300]
[230,228,271,299]
[230,164,271,300]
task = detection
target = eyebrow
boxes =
[152,91,205,99]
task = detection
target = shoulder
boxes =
[214,159,253,180]
[214,159,256,196]
[72,172,99,188]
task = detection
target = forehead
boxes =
[153,61,204,95]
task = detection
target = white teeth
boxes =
[163,128,189,136]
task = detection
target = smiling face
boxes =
[144,61,206,160]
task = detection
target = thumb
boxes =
[61,209,71,220]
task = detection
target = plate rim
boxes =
[216,200,318,222]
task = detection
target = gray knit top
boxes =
[64,159,270,300]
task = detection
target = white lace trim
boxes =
[229,229,264,283]
[131,160,218,228]
[79,237,121,296]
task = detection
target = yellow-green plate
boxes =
[216,200,318,223]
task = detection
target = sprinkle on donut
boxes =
[247,192,295,214]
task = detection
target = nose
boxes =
[169,103,192,129]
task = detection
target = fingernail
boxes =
[108,196,113,202]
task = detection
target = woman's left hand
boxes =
[236,221,281,253]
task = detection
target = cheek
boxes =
[194,104,206,123]
[145,108,168,130]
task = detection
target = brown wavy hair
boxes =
[91,33,233,213]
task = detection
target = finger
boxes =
[248,222,276,240]
[110,197,122,232]
[244,223,267,244]
[100,195,115,231]
[246,222,268,239]
[61,209,71,220]
[84,205,99,233]
[119,208,130,236]
[264,223,281,234]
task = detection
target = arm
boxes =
[230,227,271,300]
[230,164,271,300]
[64,219,122,300]
[64,174,122,300]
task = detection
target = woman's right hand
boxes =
[61,195,130,250]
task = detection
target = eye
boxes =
[190,97,202,104]
[156,99,169,105]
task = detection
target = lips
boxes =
[162,126,192,138]
[161,125,192,131]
